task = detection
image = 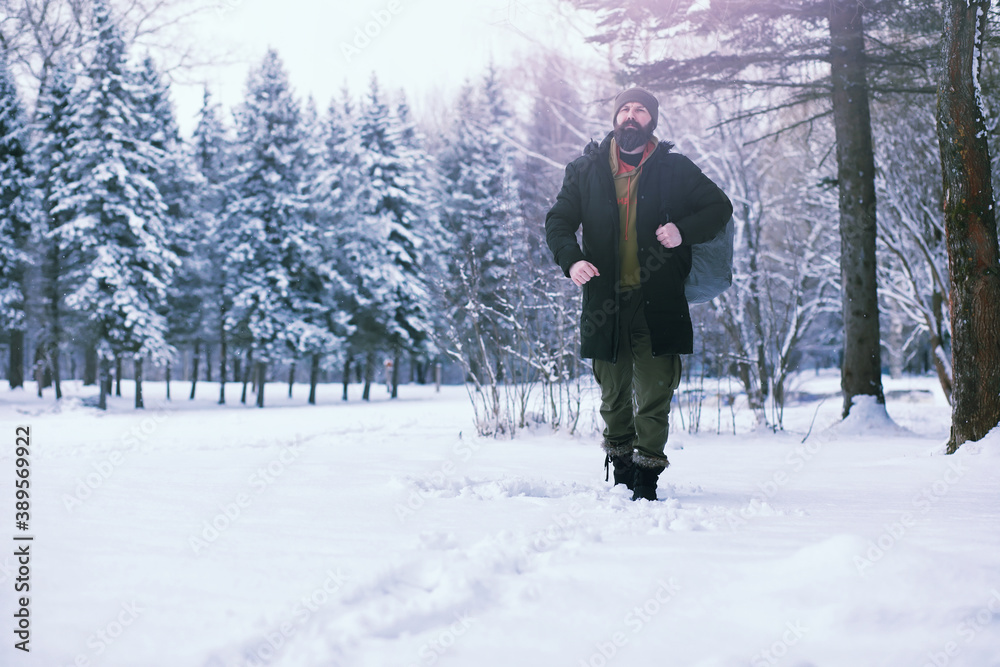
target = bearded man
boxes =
[545,87,733,501]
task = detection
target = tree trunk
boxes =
[135,357,144,409]
[45,249,63,398]
[165,363,172,400]
[98,357,109,410]
[937,0,1000,453]
[829,0,885,417]
[219,306,228,404]
[205,345,213,383]
[362,353,373,401]
[309,354,320,405]
[34,343,50,397]
[342,356,351,401]
[49,339,62,400]
[288,362,295,398]
[84,343,97,385]
[115,355,123,397]
[391,350,400,399]
[256,361,266,408]
[190,340,201,399]
[241,349,253,404]
[8,329,24,389]
[413,353,427,384]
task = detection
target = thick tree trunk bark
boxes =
[8,329,24,389]
[937,0,1000,452]
[829,0,885,417]
[135,357,144,409]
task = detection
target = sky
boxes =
[170,0,604,135]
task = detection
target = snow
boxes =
[2,371,999,667]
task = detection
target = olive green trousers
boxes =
[592,288,681,464]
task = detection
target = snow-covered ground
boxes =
[2,372,999,667]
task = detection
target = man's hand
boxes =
[569,260,600,286]
[656,222,682,249]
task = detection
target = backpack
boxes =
[684,215,735,305]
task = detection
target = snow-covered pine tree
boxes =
[222,49,316,408]
[0,54,35,391]
[52,0,178,410]
[128,55,204,403]
[191,86,234,404]
[32,62,78,399]
[131,55,202,406]
[344,75,437,401]
[315,89,362,401]
[297,94,354,404]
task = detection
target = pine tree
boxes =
[52,0,178,410]
[0,54,35,391]
[298,94,357,404]
[132,56,205,405]
[191,87,234,404]
[221,49,315,407]
[32,62,78,399]
[343,75,437,400]
[315,89,361,401]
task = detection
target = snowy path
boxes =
[2,375,999,667]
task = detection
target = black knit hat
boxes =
[613,87,658,131]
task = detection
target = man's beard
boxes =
[614,118,653,152]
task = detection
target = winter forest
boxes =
[0,0,997,445]
[2,0,1000,666]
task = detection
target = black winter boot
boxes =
[631,451,669,501]
[602,439,635,490]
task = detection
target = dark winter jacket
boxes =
[545,132,733,361]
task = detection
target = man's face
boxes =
[614,103,653,152]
